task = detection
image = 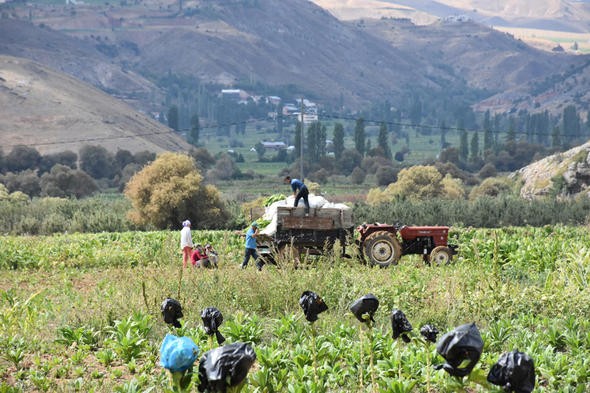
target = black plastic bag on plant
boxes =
[161,298,183,328]
[420,324,439,343]
[391,308,412,343]
[487,350,535,393]
[201,307,225,345]
[349,294,379,324]
[299,291,328,323]
[197,342,257,392]
[435,322,483,377]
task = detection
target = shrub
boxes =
[375,165,398,186]
[350,167,366,185]
[469,177,515,200]
[125,152,229,229]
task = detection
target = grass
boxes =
[1,226,590,391]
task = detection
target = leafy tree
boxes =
[377,122,392,159]
[506,118,516,143]
[79,145,116,179]
[366,165,464,203]
[190,148,216,171]
[294,121,302,158]
[40,164,98,198]
[133,151,156,166]
[459,129,468,161]
[333,123,345,161]
[6,145,41,172]
[354,118,366,156]
[469,177,514,200]
[409,96,422,125]
[0,170,41,197]
[189,114,200,145]
[350,167,366,185]
[551,126,561,148]
[115,149,134,170]
[477,163,497,179]
[337,149,362,176]
[276,102,284,137]
[563,105,580,142]
[439,121,448,150]
[470,132,480,163]
[254,142,266,161]
[483,111,494,152]
[168,105,179,131]
[208,153,240,181]
[375,165,398,186]
[0,183,9,200]
[40,151,78,175]
[124,152,228,229]
[306,121,326,162]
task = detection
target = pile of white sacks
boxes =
[259,194,350,236]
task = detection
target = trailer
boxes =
[256,205,354,264]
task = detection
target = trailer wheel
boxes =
[363,231,402,268]
[430,246,453,266]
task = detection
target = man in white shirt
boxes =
[180,220,193,268]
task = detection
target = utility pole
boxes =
[300,97,304,181]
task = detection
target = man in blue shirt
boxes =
[284,176,310,215]
[241,221,263,270]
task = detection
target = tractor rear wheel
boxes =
[363,231,402,268]
[429,246,453,266]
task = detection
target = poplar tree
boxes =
[189,114,200,145]
[378,122,392,159]
[354,118,366,156]
[333,123,344,161]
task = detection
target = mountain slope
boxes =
[0,55,191,155]
[2,0,589,115]
[314,0,590,32]
[361,18,585,93]
[0,19,163,110]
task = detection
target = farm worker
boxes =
[180,219,193,268]
[205,244,219,268]
[284,176,310,215]
[191,245,212,268]
[241,221,263,271]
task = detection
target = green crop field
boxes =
[1,226,589,392]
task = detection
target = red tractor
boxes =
[357,223,457,267]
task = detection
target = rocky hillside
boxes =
[515,142,590,199]
[0,55,191,155]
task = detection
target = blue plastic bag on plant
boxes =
[435,322,483,377]
[349,294,379,324]
[420,324,439,343]
[201,307,225,345]
[299,291,328,323]
[159,334,199,372]
[197,342,256,392]
[161,298,183,328]
[487,350,535,393]
[390,308,412,342]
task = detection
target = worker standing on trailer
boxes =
[284,176,310,215]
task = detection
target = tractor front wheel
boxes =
[429,246,453,266]
[363,231,402,268]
